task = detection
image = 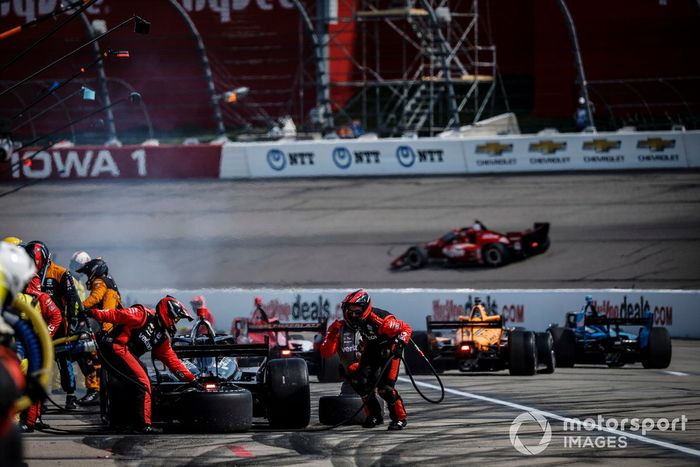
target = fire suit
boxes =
[42,262,81,399]
[80,275,123,394]
[90,305,195,427]
[348,307,411,424]
[319,319,360,393]
[16,283,61,429]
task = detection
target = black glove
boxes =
[392,339,405,358]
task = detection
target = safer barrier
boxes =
[122,288,700,338]
[1,129,698,181]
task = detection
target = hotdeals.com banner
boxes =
[121,288,700,338]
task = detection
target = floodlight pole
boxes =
[556,0,595,131]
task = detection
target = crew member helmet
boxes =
[77,258,108,283]
[156,295,193,337]
[341,289,372,328]
[0,243,36,306]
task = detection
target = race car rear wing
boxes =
[427,317,503,330]
[247,321,327,334]
[585,316,651,326]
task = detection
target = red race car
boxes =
[390,220,550,269]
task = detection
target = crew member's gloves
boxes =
[392,339,405,358]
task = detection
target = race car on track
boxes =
[231,316,340,382]
[548,307,672,368]
[404,299,555,376]
[102,316,311,432]
[390,220,550,269]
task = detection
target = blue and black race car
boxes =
[548,296,672,369]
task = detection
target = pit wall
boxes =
[2,130,699,181]
[122,288,700,338]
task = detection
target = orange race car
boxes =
[405,298,555,376]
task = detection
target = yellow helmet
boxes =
[2,236,23,246]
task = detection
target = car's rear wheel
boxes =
[482,243,509,267]
[405,246,428,269]
[318,395,366,425]
[550,327,576,367]
[403,331,433,375]
[508,330,537,376]
[267,358,311,428]
[642,327,672,369]
[104,370,137,428]
[536,332,556,374]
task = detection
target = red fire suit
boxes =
[90,305,195,427]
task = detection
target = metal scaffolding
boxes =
[331,0,497,136]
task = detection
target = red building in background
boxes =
[0,0,698,140]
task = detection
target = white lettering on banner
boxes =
[178,0,293,20]
[208,0,231,22]
[131,149,147,176]
[91,150,120,177]
[256,0,273,10]
[12,149,124,179]
[53,150,92,177]
[183,0,207,10]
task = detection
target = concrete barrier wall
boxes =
[122,288,700,338]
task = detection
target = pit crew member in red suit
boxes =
[86,296,195,433]
[340,289,412,430]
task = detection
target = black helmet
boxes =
[77,258,108,283]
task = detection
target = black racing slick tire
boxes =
[508,330,537,376]
[168,388,253,432]
[550,327,576,368]
[403,331,433,376]
[405,246,428,269]
[318,395,367,425]
[536,332,556,374]
[267,358,311,429]
[642,327,672,369]
[482,243,509,267]
[318,354,342,383]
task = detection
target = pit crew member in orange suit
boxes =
[76,258,124,406]
[86,296,196,433]
[340,289,412,430]
[190,295,215,334]
[25,240,82,409]
[319,318,360,395]
[18,276,63,431]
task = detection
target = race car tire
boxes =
[508,330,537,376]
[267,358,311,429]
[482,243,509,267]
[318,354,342,383]
[167,388,253,432]
[403,331,433,375]
[318,395,367,425]
[642,327,672,369]
[550,327,576,367]
[536,332,556,374]
[405,246,428,269]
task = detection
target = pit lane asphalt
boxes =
[22,339,700,466]
[2,171,700,289]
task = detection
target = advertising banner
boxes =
[1,145,221,180]
[123,288,700,338]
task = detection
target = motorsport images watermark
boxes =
[509,411,688,455]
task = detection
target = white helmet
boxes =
[0,242,37,305]
[69,250,91,274]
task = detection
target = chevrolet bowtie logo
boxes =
[582,139,621,153]
[476,142,512,156]
[637,138,675,152]
[529,140,566,154]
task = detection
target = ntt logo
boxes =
[509,411,552,455]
